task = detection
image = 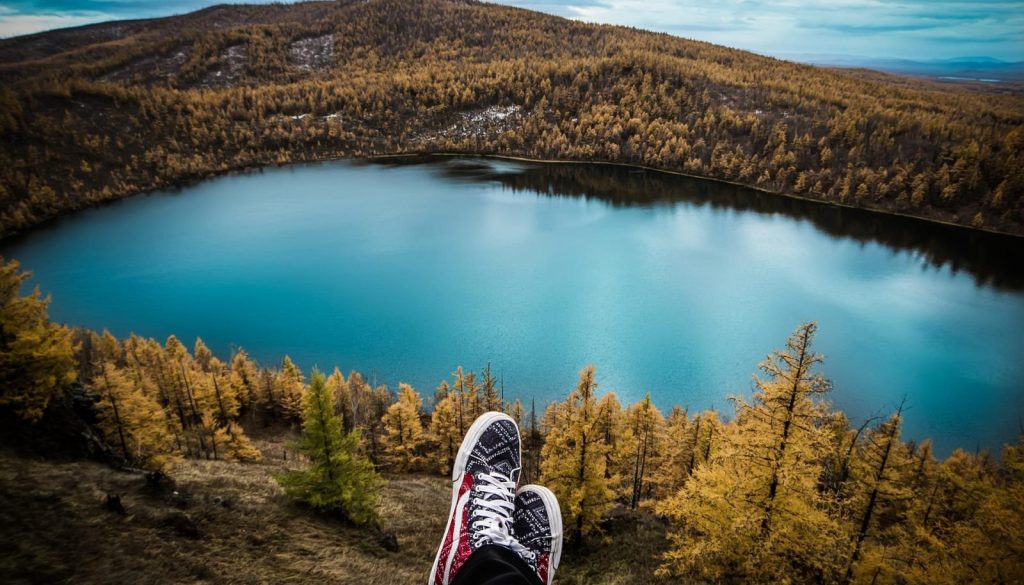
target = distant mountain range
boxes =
[784,54,1024,82]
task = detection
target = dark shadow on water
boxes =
[369,156,1024,292]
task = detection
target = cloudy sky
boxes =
[0,0,1021,62]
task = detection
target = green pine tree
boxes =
[277,370,380,525]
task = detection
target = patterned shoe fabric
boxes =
[512,485,563,585]
[429,412,522,585]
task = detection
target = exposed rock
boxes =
[378,531,399,552]
[142,470,176,496]
[160,511,201,539]
[104,493,127,516]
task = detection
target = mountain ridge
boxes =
[0,0,1021,237]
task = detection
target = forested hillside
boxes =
[0,0,1022,238]
[3,255,1023,584]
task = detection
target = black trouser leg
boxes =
[450,544,544,585]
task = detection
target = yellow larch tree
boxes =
[433,379,450,410]
[594,391,627,501]
[648,406,690,499]
[480,362,501,413]
[930,437,1024,584]
[0,258,76,421]
[844,408,913,584]
[276,355,305,423]
[164,335,210,458]
[206,356,260,462]
[381,383,426,471]
[522,397,544,485]
[429,392,460,474]
[229,349,259,416]
[324,367,349,428]
[508,398,524,427]
[343,370,373,431]
[657,322,845,583]
[540,364,615,546]
[620,393,663,509]
[93,361,176,470]
[451,366,478,434]
[193,337,213,372]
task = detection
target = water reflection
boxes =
[373,156,1024,291]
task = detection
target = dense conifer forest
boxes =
[0,0,1022,238]
[2,255,1022,584]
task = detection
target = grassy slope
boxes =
[0,432,673,585]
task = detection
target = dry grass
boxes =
[0,434,675,584]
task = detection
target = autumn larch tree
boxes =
[451,366,478,434]
[93,361,176,470]
[540,364,614,546]
[0,258,76,421]
[324,367,349,428]
[649,406,690,499]
[429,391,460,474]
[229,349,259,418]
[381,383,426,471]
[932,436,1024,584]
[207,356,260,461]
[276,355,305,423]
[522,397,543,485]
[658,322,844,583]
[844,407,912,584]
[480,362,501,413]
[508,398,524,427]
[621,393,663,509]
[595,391,624,496]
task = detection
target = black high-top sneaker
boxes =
[429,412,522,585]
[511,485,563,585]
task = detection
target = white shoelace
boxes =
[470,469,536,562]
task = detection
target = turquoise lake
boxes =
[3,157,1023,454]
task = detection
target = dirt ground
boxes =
[0,432,673,585]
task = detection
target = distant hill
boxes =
[792,54,1024,82]
[0,0,1021,237]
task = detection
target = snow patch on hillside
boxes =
[289,34,334,71]
[199,45,247,88]
[421,105,523,144]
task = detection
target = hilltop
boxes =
[0,0,1021,238]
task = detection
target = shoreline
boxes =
[2,149,1022,243]
[419,151,1024,239]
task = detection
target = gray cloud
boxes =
[1,0,1021,61]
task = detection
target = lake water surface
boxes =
[3,157,1023,454]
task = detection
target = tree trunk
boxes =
[761,333,809,537]
[845,418,898,583]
